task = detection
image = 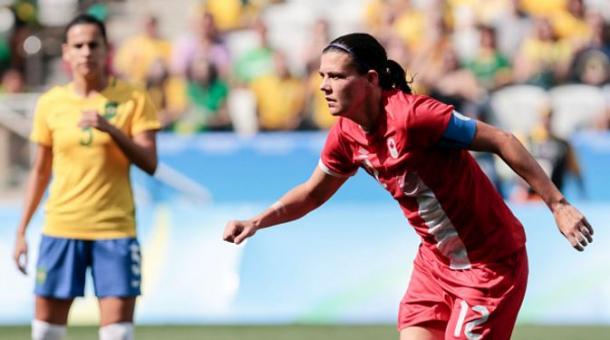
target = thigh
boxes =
[91,238,141,298]
[445,249,529,340]
[98,297,136,326]
[35,296,74,325]
[398,250,452,332]
[400,322,445,340]
[35,236,90,298]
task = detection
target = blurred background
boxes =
[1,0,610,339]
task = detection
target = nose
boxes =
[319,76,330,93]
[81,44,92,56]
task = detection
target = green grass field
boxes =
[1,324,609,340]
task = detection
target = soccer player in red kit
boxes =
[223,33,593,339]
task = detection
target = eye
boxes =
[74,43,83,48]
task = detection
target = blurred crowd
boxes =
[1,0,609,131]
[1,0,609,198]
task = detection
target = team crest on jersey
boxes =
[80,102,119,147]
[387,137,399,159]
[36,266,47,285]
[103,102,119,120]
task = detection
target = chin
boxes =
[328,107,342,116]
[78,67,94,76]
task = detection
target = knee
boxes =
[32,319,66,340]
[99,322,134,340]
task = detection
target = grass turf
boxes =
[1,324,608,339]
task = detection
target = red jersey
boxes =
[320,90,526,269]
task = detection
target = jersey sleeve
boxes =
[438,110,477,148]
[130,89,161,135]
[319,123,358,177]
[29,95,52,146]
[405,96,454,148]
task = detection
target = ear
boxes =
[366,70,380,87]
[61,43,69,62]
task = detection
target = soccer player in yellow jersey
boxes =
[12,14,160,340]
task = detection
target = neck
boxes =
[72,72,109,97]
[354,88,382,133]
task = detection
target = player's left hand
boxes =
[78,110,113,132]
[553,202,594,251]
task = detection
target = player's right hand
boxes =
[13,234,28,275]
[223,220,257,245]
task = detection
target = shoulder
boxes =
[36,85,70,108]
[409,95,453,115]
[118,34,144,47]
[111,79,149,99]
[383,91,452,121]
[383,91,422,112]
[113,78,142,92]
[250,74,274,87]
[40,85,69,100]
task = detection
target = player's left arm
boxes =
[468,120,593,251]
[78,111,158,175]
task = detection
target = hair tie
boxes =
[385,60,392,75]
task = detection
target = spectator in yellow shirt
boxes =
[250,51,306,131]
[513,16,573,88]
[114,15,172,85]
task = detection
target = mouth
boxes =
[79,59,97,66]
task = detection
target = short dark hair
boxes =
[63,14,108,44]
[323,33,411,94]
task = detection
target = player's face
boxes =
[62,23,107,78]
[319,51,370,118]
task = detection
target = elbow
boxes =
[307,195,325,210]
[306,188,331,210]
[145,160,158,176]
[142,157,158,176]
[300,184,327,211]
[494,131,519,155]
[32,162,52,180]
[503,131,520,145]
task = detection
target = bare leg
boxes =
[400,326,445,340]
[35,296,73,324]
[98,297,136,326]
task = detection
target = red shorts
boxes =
[398,245,528,339]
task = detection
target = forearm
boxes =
[107,126,157,175]
[497,133,565,209]
[470,122,592,251]
[224,167,346,244]
[252,182,324,230]
[17,169,50,236]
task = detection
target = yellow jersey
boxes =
[30,78,160,239]
[114,34,172,84]
[250,74,305,131]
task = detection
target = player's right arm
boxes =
[13,144,53,274]
[223,166,348,245]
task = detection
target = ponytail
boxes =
[381,59,412,94]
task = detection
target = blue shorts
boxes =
[35,235,142,298]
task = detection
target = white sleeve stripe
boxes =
[318,159,355,178]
